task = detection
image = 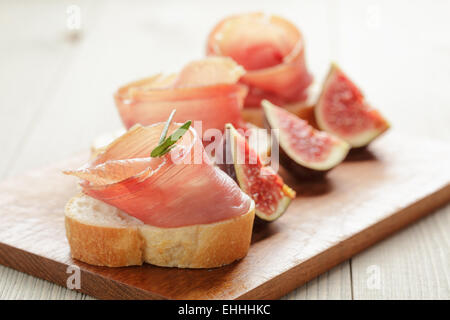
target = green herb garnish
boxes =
[151,120,192,157]
[158,109,176,144]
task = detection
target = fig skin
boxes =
[262,100,351,179]
[279,148,330,179]
[262,115,330,179]
[216,133,238,182]
[220,124,294,222]
[220,159,288,222]
[292,106,372,161]
[314,63,390,148]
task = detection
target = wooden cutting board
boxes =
[0,132,449,300]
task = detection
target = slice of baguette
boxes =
[65,194,255,268]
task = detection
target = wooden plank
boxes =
[333,0,450,141]
[4,0,117,177]
[351,204,450,299]
[282,261,352,300]
[0,264,92,300]
[0,0,95,178]
[334,0,450,299]
[0,133,448,299]
[0,0,103,300]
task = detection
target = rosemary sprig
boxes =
[159,109,176,144]
[151,120,192,158]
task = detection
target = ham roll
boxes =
[114,57,248,139]
[207,12,313,108]
[64,123,252,228]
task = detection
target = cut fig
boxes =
[222,123,295,221]
[262,100,350,177]
[315,64,390,148]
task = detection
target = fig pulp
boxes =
[262,100,350,177]
[222,123,295,221]
[315,64,390,148]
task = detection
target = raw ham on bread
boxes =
[114,57,248,137]
[64,123,252,228]
[207,12,313,108]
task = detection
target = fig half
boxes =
[222,123,295,221]
[315,64,390,148]
[262,100,350,177]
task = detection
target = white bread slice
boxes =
[65,194,255,268]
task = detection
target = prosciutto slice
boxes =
[64,123,252,228]
[207,13,313,107]
[114,57,248,137]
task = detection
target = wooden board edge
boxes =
[0,183,448,300]
[237,183,450,300]
[0,242,167,300]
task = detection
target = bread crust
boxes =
[65,197,145,267]
[65,195,255,268]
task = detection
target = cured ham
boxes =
[207,13,313,107]
[114,57,248,138]
[64,123,252,228]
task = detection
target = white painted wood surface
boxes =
[0,0,448,299]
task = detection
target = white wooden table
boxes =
[0,0,448,299]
